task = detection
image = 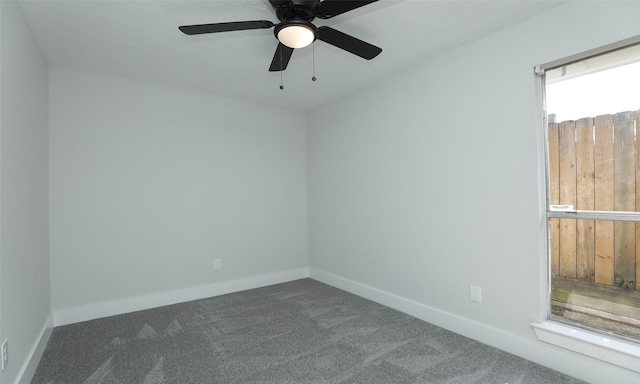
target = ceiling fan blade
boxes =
[318,26,381,60]
[179,20,274,35]
[269,43,295,72]
[315,0,378,19]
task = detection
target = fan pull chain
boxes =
[279,46,284,90]
[312,42,317,82]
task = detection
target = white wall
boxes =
[49,68,308,315]
[0,1,50,384]
[307,2,640,383]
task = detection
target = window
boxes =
[541,44,640,344]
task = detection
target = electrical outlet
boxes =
[2,339,8,370]
[470,285,482,303]
[213,259,222,271]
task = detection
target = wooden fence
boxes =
[548,110,640,291]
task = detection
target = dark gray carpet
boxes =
[32,279,585,383]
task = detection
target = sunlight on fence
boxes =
[548,110,640,291]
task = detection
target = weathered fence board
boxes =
[550,111,639,290]
[548,123,560,277]
[594,114,615,285]
[576,117,595,281]
[637,111,640,291]
[559,121,577,278]
[613,112,636,287]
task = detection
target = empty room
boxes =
[1,1,640,383]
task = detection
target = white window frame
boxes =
[532,35,640,374]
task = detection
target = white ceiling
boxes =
[19,0,565,111]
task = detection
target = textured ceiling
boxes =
[19,0,565,111]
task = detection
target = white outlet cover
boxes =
[470,285,482,303]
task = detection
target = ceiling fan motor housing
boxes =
[272,0,319,22]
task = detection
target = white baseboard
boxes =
[16,313,54,384]
[308,268,640,384]
[53,268,309,326]
[309,268,520,348]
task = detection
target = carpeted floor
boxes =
[32,279,586,383]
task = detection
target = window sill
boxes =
[531,321,640,373]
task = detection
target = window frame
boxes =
[532,36,640,373]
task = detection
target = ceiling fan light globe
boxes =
[277,25,315,49]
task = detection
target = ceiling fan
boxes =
[178,0,382,72]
